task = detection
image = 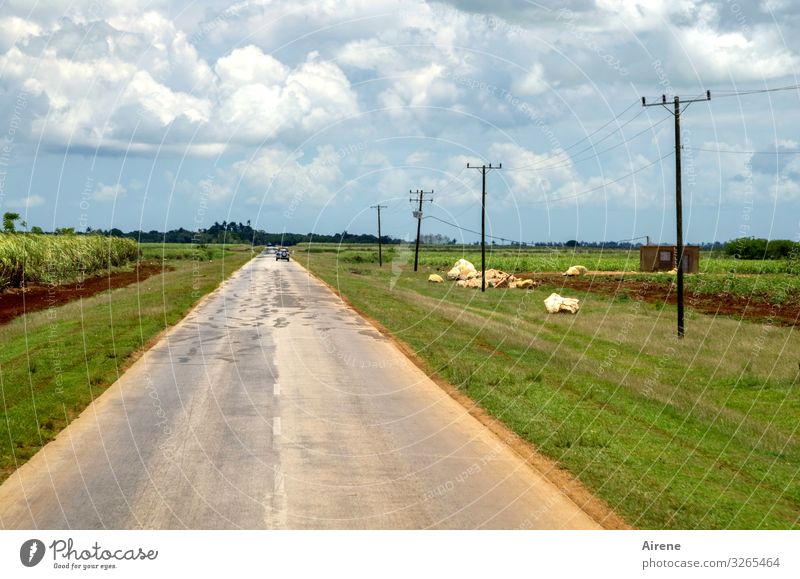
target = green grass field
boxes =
[0,244,257,482]
[294,244,800,306]
[301,247,800,529]
[139,242,236,261]
[298,242,800,273]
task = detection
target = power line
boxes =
[422,153,669,246]
[557,99,640,155]
[542,109,647,165]
[424,215,525,245]
[508,114,671,174]
[500,82,800,176]
[425,215,482,237]
[565,115,670,164]
[710,83,800,98]
[405,152,672,248]
[617,234,651,245]
[434,152,671,215]
[505,104,646,172]
[505,100,640,170]
[519,151,674,204]
[684,146,800,155]
[434,166,467,197]
[449,200,480,219]
[426,216,654,248]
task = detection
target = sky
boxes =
[1,0,800,244]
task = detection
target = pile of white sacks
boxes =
[543,293,581,314]
[441,259,535,289]
[429,258,580,313]
[562,265,588,276]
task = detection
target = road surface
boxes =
[0,254,601,529]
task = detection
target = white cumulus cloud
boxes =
[91,182,127,202]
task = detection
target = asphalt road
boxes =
[0,254,600,529]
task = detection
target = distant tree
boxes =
[3,211,20,232]
[724,237,800,260]
[565,239,579,247]
[30,226,44,234]
[767,239,796,259]
[55,227,76,235]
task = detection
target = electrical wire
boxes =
[433,166,468,197]
[503,100,643,171]
[684,146,800,155]
[424,215,526,244]
[510,114,671,174]
[616,234,650,244]
[539,108,647,166]
[711,83,800,98]
[424,151,673,243]
[517,150,673,205]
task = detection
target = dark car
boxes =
[276,248,290,261]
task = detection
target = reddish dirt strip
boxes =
[531,273,800,327]
[0,263,166,325]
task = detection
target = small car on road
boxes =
[276,248,290,261]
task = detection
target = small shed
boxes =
[640,245,700,273]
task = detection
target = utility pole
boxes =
[370,204,387,267]
[643,90,710,338]
[409,189,433,271]
[466,162,502,292]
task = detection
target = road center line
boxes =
[273,465,285,495]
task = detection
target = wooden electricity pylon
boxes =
[466,163,502,292]
[642,91,710,338]
[410,189,433,271]
[370,204,387,267]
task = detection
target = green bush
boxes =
[724,237,800,261]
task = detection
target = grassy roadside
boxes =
[0,245,257,483]
[303,250,800,529]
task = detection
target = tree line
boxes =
[1,213,404,246]
[723,237,800,260]
[3,213,797,258]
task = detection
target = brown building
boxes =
[640,245,700,273]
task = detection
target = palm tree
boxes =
[3,212,20,233]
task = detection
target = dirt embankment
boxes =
[531,273,800,327]
[0,262,166,325]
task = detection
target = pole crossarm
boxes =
[642,90,711,110]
